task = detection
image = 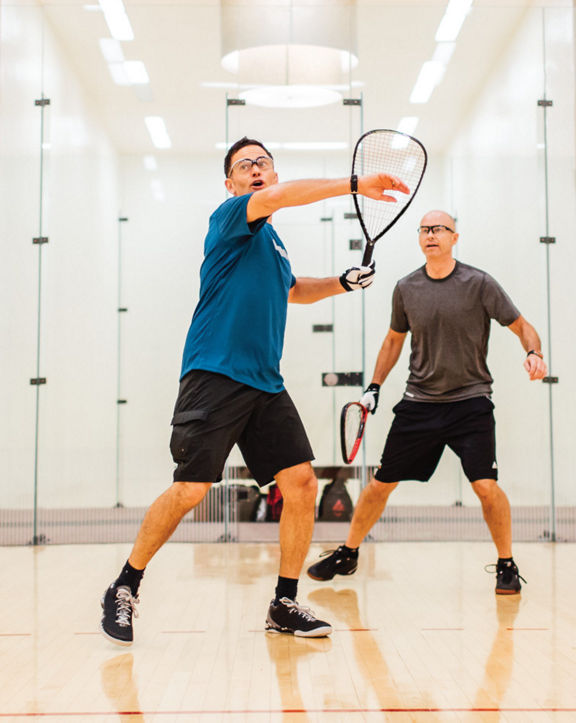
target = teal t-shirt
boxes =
[180,194,296,393]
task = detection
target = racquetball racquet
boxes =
[351,129,427,265]
[340,402,369,464]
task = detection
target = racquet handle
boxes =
[362,242,375,266]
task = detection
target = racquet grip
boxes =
[361,243,374,266]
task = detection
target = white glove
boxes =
[360,383,380,414]
[339,261,376,291]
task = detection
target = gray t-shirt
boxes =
[390,261,520,402]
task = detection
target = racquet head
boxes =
[340,401,369,464]
[351,129,427,265]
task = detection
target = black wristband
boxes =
[527,350,543,359]
[350,174,358,194]
[365,382,380,392]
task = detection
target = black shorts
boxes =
[374,396,498,484]
[169,370,314,486]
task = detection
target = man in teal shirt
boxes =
[101,137,408,644]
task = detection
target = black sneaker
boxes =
[485,560,526,595]
[307,546,358,581]
[265,597,332,637]
[101,584,139,646]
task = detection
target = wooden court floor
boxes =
[1,541,575,722]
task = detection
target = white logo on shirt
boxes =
[273,239,289,260]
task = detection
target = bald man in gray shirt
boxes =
[308,210,547,595]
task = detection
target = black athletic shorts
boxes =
[169,370,314,485]
[374,396,498,484]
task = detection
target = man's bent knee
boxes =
[276,462,318,502]
[169,481,212,512]
[369,477,398,498]
[471,478,500,499]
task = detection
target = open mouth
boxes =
[251,180,264,190]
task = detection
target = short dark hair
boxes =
[224,136,274,177]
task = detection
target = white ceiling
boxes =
[38,0,561,155]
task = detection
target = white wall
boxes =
[0,6,119,507]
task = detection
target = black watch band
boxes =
[350,174,358,195]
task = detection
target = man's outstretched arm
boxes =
[507,315,548,380]
[247,174,409,223]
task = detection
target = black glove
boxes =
[339,261,376,291]
[360,383,380,414]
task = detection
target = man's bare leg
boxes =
[471,478,512,558]
[101,481,212,645]
[129,481,212,569]
[345,477,399,548]
[275,462,318,579]
[268,462,332,636]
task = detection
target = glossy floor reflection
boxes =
[1,542,575,721]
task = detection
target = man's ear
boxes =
[225,177,235,195]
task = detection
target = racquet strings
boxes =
[343,403,364,462]
[352,130,427,242]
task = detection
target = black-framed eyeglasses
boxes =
[418,225,455,235]
[228,155,274,177]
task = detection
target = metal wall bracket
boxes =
[226,98,246,106]
[344,212,358,220]
[117,399,127,404]
[343,98,362,106]
[118,216,129,223]
[322,371,363,387]
[313,324,334,333]
[320,216,333,222]
[118,307,128,312]
[32,237,48,245]
[349,239,362,250]
[34,98,51,106]
[540,236,556,244]
[542,376,559,384]
[30,378,46,385]
[537,99,553,107]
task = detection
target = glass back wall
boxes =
[0,2,574,544]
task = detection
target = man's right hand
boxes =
[360,383,381,414]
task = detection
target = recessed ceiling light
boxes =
[145,117,171,149]
[435,0,474,43]
[409,61,445,104]
[99,0,134,41]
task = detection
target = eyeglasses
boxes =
[228,155,274,177]
[418,225,455,235]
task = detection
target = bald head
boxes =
[420,210,456,230]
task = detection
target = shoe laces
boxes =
[278,597,317,622]
[114,587,139,627]
[484,563,527,585]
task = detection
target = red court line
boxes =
[0,633,32,637]
[2,708,576,717]
[421,628,464,631]
[507,627,549,631]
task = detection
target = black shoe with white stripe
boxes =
[265,597,332,637]
[101,584,139,646]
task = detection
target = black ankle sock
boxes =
[342,544,359,557]
[115,560,145,596]
[498,557,514,566]
[275,576,298,603]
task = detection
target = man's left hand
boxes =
[339,261,376,291]
[524,352,547,380]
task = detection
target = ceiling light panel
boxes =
[435,0,474,43]
[99,0,134,42]
[145,116,171,149]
